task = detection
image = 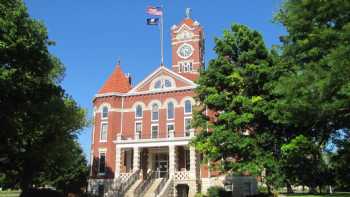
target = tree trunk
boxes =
[286,181,294,193]
[309,185,317,194]
[267,184,272,194]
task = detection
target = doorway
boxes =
[155,153,168,178]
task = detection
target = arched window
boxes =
[154,80,162,89]
[102,106,108,118]
[184,100,192,114]
[167,102,174,120]
[152,103,159,121]
[135,105,143,118]
[164,79,172,88]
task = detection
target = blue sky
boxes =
[24,0,285,158]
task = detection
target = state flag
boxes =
[146,18,159,25]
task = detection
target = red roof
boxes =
[98,64,131,94]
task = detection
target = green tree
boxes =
[192,24,284,192]
[268,0,350,191]
[0,0,87,194]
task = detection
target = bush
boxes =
[246,193,273,197]
[207,186,231,197]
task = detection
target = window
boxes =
[167,102,174,120]
[135,105,143,118]
[185,149,190,170]
[180,62,193,73]
[100,123,108,142]
[98,152,106,174]
[135,122,142,139]
[152,103,159,121]
[154,80,162,89]
[102,106,108,119]
[185,118,192,136]
[184,100,192,114]
[151,125,159,138]
[164,79,172,88]
[167,123,174,137]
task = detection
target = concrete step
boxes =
[143,178,164,197]
[124,179,143,197]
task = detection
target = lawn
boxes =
[285,192,350,197]
[0,190,20,197]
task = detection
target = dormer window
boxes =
[164,79,172,88]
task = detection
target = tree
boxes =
[0,0,87,194]
[192,24,285,192]
[268,0,350,191]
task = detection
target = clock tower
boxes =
[171,9,204,81]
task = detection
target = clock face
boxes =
[177,44,193,59]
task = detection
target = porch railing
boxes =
[157,178,173,197]
[154,171,169,196]
[174,170,191,181]
[116,169,140,196]
[135,170,156,197]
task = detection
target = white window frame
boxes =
[100,122,108,142]
[151,124,159,139]
[167,102,175,120]
[135,105,143,119]
[151,103,159,122]
[184,117,192,137]
[167,122,175,138]
[101,106,109,120]
[98,150,107,175]
[135,121,142,139]
[184,100,192,115]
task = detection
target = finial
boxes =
[117,59,121,65]
[185,8,191,19]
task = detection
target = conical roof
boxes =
[98,64,131,94]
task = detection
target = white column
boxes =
[133,147,140,172]
[190,146,196,179]
[169,145,176,178]
[115,147,121,177]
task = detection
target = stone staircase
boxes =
[124,179,143,197]
[143,178,164,197]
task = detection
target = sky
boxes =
[24,0,285,158]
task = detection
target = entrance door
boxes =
[155,153,168,178]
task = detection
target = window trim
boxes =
[100,122,108,142]
[135,121,142,139]
[98,151,106,175]
[167,122,175,138]
[135,105,143,119]
[101,106,109,120]
[167,102,175,120]
[151,124,159,139]
[184,100,192,114]
[151,103,159,121]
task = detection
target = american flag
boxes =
[146,6,163,16]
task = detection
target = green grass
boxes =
[285,192,350,197]
[0,190,20,197]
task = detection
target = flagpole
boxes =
[160,5,164,66]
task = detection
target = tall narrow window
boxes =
[100,123,108,142]
[152,103,159,121]
[167,102,174,120]
[184,100,192,114]
[135,122,142,139]
[135,105,143,118]
[167,123,174,137]
[151,125,159,138]
[102,106,108,119]
[185,118,192,136]
[99,152,106,174]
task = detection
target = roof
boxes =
[98,64,131,94]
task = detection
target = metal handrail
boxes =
[135,170,156,197]
[116,170,140,196]
[154,171,169,196]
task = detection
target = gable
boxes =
[130,67,196,93]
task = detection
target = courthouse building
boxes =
[88,11,257,197]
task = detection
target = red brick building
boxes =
[88,11,257,197]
